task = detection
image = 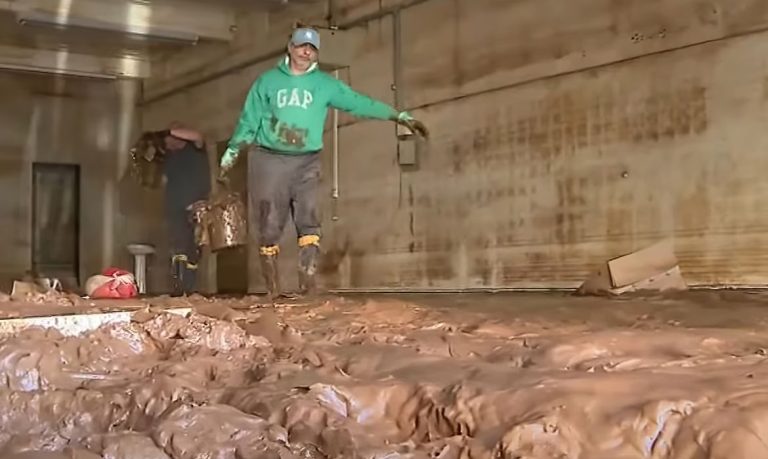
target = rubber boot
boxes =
[171,255,187,297]
[260,253,281,302]
[298,244,319,296]
[182,263,198,295]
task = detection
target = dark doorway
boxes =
[215,140,249,294]
[32,163,81,289]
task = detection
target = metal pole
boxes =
[332,69,340,220]
[392,9,403,110]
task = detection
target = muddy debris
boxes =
[3,294,768,458]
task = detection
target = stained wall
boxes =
[141,0,768,290]
[0,73,166,292]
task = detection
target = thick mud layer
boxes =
[3,292,768,458]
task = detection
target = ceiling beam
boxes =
[0,44,150,79]
[1,0,235,43]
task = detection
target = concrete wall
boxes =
[0,72,168,293]
[141,0,768,290]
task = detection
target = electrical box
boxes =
[398,133,429,168]
[398,139,417,166]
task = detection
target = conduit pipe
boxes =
[331,68,340,221]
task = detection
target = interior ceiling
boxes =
[0,0,320,80]
[0,0,245,58]
[0,10,176,57]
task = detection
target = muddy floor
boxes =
[2,291,768,459]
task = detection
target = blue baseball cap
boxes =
[291,27,320,49]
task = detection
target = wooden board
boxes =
[0,307,191,337]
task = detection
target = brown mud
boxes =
[2,291,768,458]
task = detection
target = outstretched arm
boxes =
[328,78,399,121]
[328,77,429,137]
[221,80,264,173]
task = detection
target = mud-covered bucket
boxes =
[189,192,247,252]
[209,192,247,251]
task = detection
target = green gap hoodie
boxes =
[227,56,399,155]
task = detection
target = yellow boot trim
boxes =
[259,245,280,256]
[185,262,199,270]
[172,254,188,263]
[298,235,320,247]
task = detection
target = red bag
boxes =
[85,268,138,299]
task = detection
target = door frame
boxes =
[31,162,81,285]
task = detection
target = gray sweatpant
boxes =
[248,147,321,249]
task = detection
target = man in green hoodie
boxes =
[218,26,427,300]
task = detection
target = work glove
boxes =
[218,146,238,184]
[396,111,429,138]
[217,169,230,186]
[220,146,238,172]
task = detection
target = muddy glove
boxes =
[216,170,230,187]
[396,111,429,138]
[216,168,231,187]
[218,146,239,183]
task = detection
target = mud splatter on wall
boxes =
[142,0,768,290]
